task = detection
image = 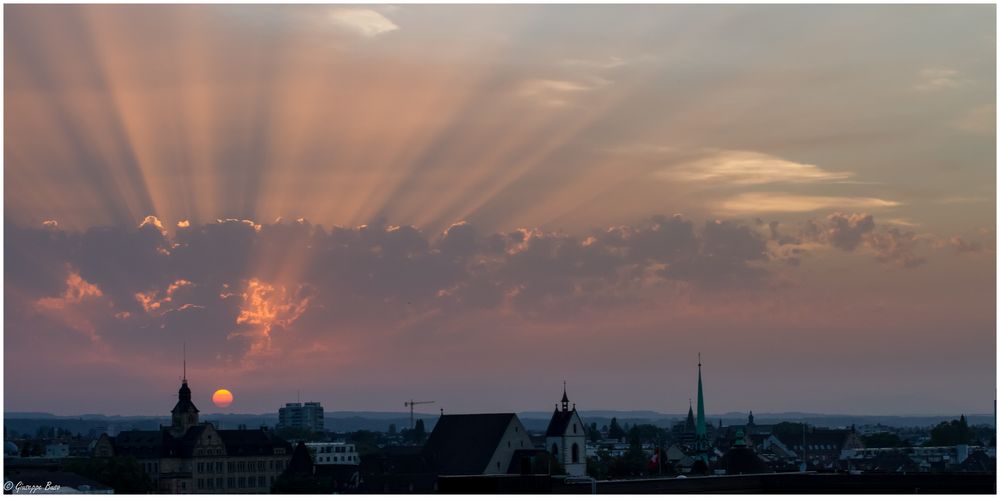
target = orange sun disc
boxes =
[212,389,234,408]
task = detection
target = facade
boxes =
[544,385,587,476]
[305,442,359,465]
[93,375,293,493]
[278,402,325,432]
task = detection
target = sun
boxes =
[212,389,234,408]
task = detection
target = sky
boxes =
[4,5,996,417]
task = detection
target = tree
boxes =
[927,416,974,446]
[348,430,382,455]
[861,432,906,448]
[410,419,427,445]
[388,423,397,435]
[274,426,321,442]
[608,418,626,440]
[63,456,154,493]
[587,423,602,443]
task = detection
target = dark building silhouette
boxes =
[93,371,292,493]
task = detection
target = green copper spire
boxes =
[696,353,706,439]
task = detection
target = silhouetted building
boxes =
[93,372,292,493]
[714,429,770,475]
[545,384,587,476]
[277,402,324,432]
[423,413,534,475]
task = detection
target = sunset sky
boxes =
[5,5,996,416]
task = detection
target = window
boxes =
[216,462,222,473]
[258,476,266,487]
[552,444,559,458]
[571,443,580,464]
[228,462,234,473]
[227,477,235,489]
[573,424,577,434]
[216,478,223,489]
[508,441,511,448]
[197,462,204,472]
[496,462,501,471]
[238,477,245,488]
[197,479,203,489]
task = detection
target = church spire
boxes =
[695,353,707,454]
[171,344,198,435]
[561,381,570,412]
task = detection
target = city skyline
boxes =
[5,5,996,417]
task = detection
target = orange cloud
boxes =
[33,270,105,342]
[230,278,311,359]
[135,279,193,314]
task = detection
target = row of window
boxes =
[316,455,356,463]
[794,444,839,451]
[315,445,355,454]
[194,460,286,474]
[195,475,271,490]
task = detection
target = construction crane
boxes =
[404,399,435,430]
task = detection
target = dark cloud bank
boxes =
[5,212,925,364]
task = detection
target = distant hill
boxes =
[6,410,994,437]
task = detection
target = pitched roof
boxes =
[112,430,164,459]
[165,425,208,457]
[287,441,314,474]
[423,413,516,475]
[217,429,292,456]
[772,428,854,454]
[111,425,290,459]
[545,409,576,437]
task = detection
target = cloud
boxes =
[559,56,628,70]
[659,150,853,186]
[720,192,900,214]
[795,213,927,268]
[951,104,996,135]
[914,67,968,91]
[940,235,995,255]
[328,8,399,38]
[5,209,951,372]
[33,270,107,343]
[229,278,313,360]
[823,213,875,251]
[865,227,925,268]
[517,78,609,107]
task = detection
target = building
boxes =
[544,384,587,476]
[93,370,293,493]
[422,413,535,475]
[305,442,359,465]
[278,402,324,432]
[694,354,709,460]
[43,442,69,458]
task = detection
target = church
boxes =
[544,384,587,477]
[93,369,293,493]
